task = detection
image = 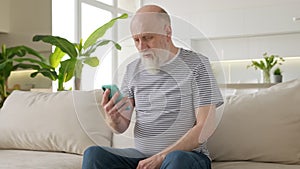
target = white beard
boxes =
[140,50,170,75]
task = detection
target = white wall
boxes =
[0,0,10,33]
[191,4,300,39]
[192,33,300,61]
[142,0,300,37]
[142,0,300,59]
[0,0,52,54]
[190,3,300,60]
[0,0,52,90]
[142,0,300,84]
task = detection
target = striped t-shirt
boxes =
[121,48,223,157]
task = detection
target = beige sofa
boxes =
[0,79,299,169]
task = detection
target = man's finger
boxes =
[114,97,128,110]
[109,91,120,105]
[101,89,110,106]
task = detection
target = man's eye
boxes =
[144,36,153,40]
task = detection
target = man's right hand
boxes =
[101,89,133,133]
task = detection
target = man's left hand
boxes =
[136,154,165,169]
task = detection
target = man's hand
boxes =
[102,89,119,123]
[136,154,165,169]
[101,89,133,133]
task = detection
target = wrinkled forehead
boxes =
[130,12,169,36]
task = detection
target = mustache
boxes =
[140,51,155,58]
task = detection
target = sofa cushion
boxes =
[208,79,300,164]
[0,90,112,155]
[212,161,300,169]
[0,150,82,169]
[112,113,135,148]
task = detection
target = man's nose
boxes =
[138,40,148,51]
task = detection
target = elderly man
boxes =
[82,5,223,169]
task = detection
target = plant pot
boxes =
[273,75,283,83]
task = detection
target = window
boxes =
[52,0,75,43]
[96,0,113,6]
[81,3,113,89]
[81,3,112,40]
[118,0,140,12]
[53,0,139,90]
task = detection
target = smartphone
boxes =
[102,84,124,103]
[102,84,131,110]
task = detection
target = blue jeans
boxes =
[82,146,211,169]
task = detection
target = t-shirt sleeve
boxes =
[192,56,223,108]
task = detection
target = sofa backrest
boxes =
[0,90,112,155]
[112,119,135,148]
[208,79,300,165]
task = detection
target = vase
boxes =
[75,77,81,90]
[262,70,271,83]
[273,75,282,83]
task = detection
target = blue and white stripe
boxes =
[121,48,223,157]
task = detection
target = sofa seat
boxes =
[212,161,300,169]
[0,150,82,169]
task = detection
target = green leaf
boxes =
[273,67,282,75]
[260,60,266,68]
[13,63,40,70]
[78,39,83,52]
[97,40,111,46]
[82,39,121,57]
[82,40,109,56]
[30,68,58,80]
[59,58,77,82]
[114,43,121,50]
[269,55,274,64]
[6,46,46,62]
[83,13,128,49]
[13,58,54,70]
[83,57,99,67]
[6,46,26,58]
[50,47,65,68]
[1,44,6,60]
[30,72,38,78]
[271,60,277,67]
[2,62,13,79]
[33,35,77,58]
[100,40,122,50]
[0,60,11,70]
[252,61,264,70]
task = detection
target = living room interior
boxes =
[0,0,299,93]
[0,0,299,169]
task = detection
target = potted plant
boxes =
[273,67,283,83]
[247,52,285,83]
[32,13,128,91]
[0,44,56,107]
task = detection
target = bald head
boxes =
[136,5,170,25]
[131,5,171,36]
[136,5,167,14]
